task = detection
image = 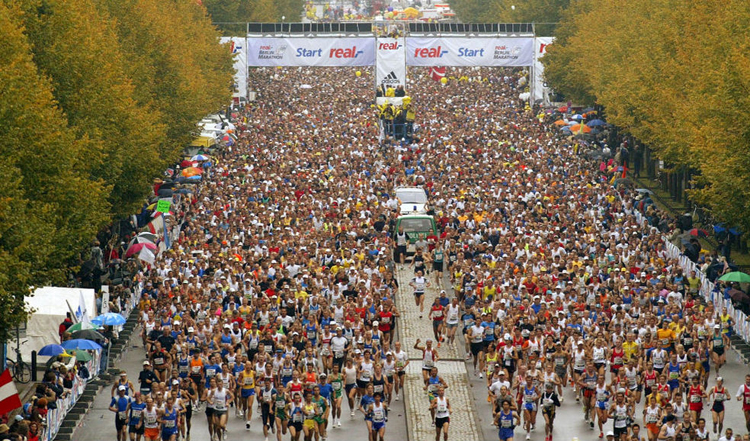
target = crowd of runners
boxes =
[103,66,750,441]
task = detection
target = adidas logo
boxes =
[381,71,400,85]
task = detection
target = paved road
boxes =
[395,265,483,441]
[73,339,409,441]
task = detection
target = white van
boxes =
[395,187,428,215]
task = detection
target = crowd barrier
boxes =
[40,349,102,441]
[628,200,750,344]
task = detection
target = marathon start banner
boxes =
[376,37,407,90]
[247,38,376,67]
[406,37,534,67]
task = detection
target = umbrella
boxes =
[124,242,157,258]
[129,236,155,247]
[613,178,633,188]
[67,321,97,332]
[179,160,197,168]
[137,232,158,243]
[553,120,567,126]
[558,106,568,112]
[729,228,742,236]
[688,228,709,238]
[191,154,209,161]
[570,114,584,121]
[61,339,102,351]
[38,344,67,357]
[728,288,750,304]
[587,119,606,127]
[181,167,203,177]
[718,271,750,283]
[94,313,126,326]
[71,329,106,341]
[582,107,595,113]
[635,188,654,194]
[560,126,572,132]
[157,189,173,198]
[70,350,93,362]
[570,124,592,133]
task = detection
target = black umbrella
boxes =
[728,289,750,304]
[71,329,105,341]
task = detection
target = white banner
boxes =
[376,38,406,91]
[533,37,555,104]
[406,37,534,67]
[221,37,248,99]
[247,38,375,67]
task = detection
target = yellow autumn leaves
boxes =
[542,0,750,234]
[0,0,233,339]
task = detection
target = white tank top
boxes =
[422,349,435,368]
[213,388,228,411]
[372,402,386,423]
[593,346,605,363]
[344,366,357,385]
[144,408,159,429]
[435,396,450,418]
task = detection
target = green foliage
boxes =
[205,0,304,33]
[0,0,233,339]
[0,1,109,341]
[543,0,750,233]
[451,0,570,34]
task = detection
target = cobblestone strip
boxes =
[395,266,482,441]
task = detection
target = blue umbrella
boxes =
[191,154,209,161]
[94,313,126,326]
[587,119,606,127]
[38,344,67,357]
[570,114,584,121]
[61,339,103,351]
[560,126,572,132]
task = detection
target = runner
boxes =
[496,398,520,441]
[430,386,451,441]
[410,270,430,318]
[110,385,132,441]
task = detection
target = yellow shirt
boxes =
[622,341,639,361]
[656,329,675,348]
[483,285,497,300]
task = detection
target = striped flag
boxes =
[428,67,446,82]
[0,370,21,415]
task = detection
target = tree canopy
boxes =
[451,0,570,34]
[0,0,232,339]
[542,0,750,233]
[205,0,305,34]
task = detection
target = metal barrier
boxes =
[627,202,750,344]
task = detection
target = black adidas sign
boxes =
[380,70,401,85]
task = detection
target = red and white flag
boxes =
[428,67,446,82]
[0,369,21,415]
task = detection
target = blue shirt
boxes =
[110,395,131,414]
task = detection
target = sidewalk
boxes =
[395,265,482,441]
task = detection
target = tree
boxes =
[543,0,750,233]
[95,0,233,169]
[0,1,109,341]
[16,0,168,219]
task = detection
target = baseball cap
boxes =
[143,361,150,366]
[118,385,127,391]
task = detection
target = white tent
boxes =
[12,287,97,361]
